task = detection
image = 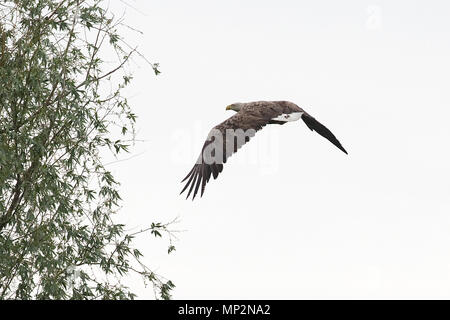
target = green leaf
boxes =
[168,245,176,254]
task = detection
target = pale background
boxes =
[106,0,450,299]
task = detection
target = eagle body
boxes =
[181,101,347,200]
[228,100,303,125]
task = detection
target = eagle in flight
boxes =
[181,101,347,200]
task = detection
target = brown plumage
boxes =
[181,101,347,200]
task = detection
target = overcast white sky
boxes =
[105,0,450,299]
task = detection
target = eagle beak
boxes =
[226,105,232,110]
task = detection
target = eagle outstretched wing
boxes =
[180,109,281,200]
[301,112,348,154]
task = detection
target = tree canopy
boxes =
[0,0,173,299]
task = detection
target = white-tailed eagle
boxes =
[181,101,347,200]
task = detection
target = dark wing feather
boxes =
[181,107,281,200]
[301,113,348,154]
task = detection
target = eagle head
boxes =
[226,103,243,112]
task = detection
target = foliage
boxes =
[0,0,173,299]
